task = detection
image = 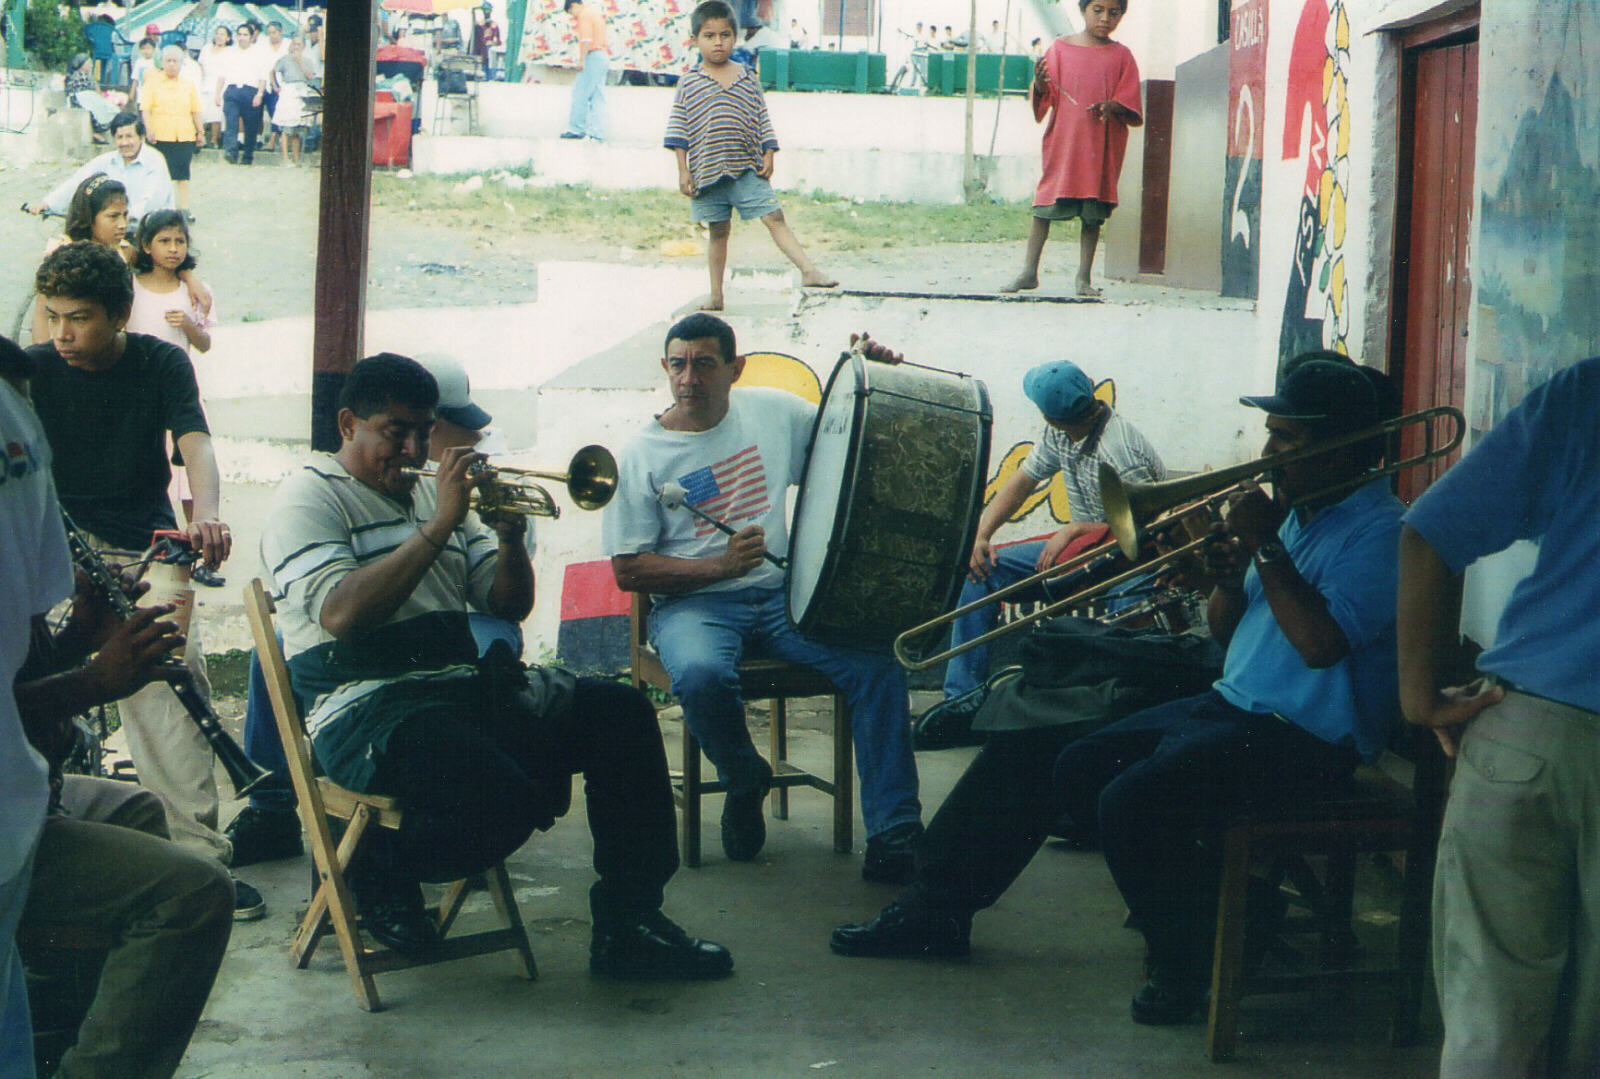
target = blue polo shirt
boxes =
[1215,478,1405,762]
[1403,357,1600,713]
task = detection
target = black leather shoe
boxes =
[590,913,733,980]
[558,130,584,139]
[720,765,772,862]
[225,805,303,867]
[912,688,988,750]
[830,900,971,958]
[361,885,441,958]
[861,821,923,884]
[1130,976,1208,1025]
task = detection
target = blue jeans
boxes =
[648,587,920,839]
[221,85,262,159]
[566,50,608,138]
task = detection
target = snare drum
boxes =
[787,354,991,652]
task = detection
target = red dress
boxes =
[1031,39,1142,208]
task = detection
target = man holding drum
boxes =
[604,313,923,882]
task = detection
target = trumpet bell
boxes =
[566,444,618,510]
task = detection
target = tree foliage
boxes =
[25,0,87,72]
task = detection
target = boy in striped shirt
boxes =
[666,0,836,310]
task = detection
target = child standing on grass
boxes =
[665,0,836,311]
[1002,0,1142,298]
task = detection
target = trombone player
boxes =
[834,358,1406,1027]
[259,353,733,978]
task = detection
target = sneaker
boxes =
[225,805,303,867]
[720,763,773,862]
[558,131,584,139]
[912,687,988,750]
[231,876,267,921]
[862,821,923,884]
[190,564,226,588]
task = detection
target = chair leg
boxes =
[681,726,702,868]
[770,698,790,821]
[485,863,538,981]
[1393,835,1439,1045]
[309,804,383,1011]
[436,879,470,937]
[832,696,853,854]
[1206,825,1252,1062]
[294,806,371,969]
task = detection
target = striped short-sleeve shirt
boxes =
[260,454,501,665]
[664,65,779,194]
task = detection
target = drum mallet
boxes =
[656,481,788,569]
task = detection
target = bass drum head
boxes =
[788,354,991,653]
[787,356,863,625]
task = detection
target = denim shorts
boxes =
[691,169,782,223]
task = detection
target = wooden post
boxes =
[961,0,983,202]
[309,0,377,451]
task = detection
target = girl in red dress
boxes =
[1002,0,1142,297]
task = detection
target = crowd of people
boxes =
[0,1,1591,1078]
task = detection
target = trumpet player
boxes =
[834,358,1406,1028]
[260,354,732,978]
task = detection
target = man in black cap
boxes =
[833,358,1406,1028]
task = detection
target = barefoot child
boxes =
[665,0,836,310]
[1002,0,1141,298]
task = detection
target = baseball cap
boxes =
[1022,361,1096,423]
[1239,358,1378,433]
[145,23,161,35]
[416,355,492,430]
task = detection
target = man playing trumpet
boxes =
[260,353,731,977]
[835,358,1406,1027]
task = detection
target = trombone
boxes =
[406,444,618,518]
[892,406,1465,671]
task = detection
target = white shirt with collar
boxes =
[43,143,176,220]
[219,42,275,90]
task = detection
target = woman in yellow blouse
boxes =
[140,46,204,217]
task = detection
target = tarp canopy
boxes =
[116,0,312,36]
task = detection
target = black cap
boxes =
[1240,359,1378,433]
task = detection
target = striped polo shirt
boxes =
[664,65,779,193]
[260,454,501,737]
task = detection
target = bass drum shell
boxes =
[787,354,991,653]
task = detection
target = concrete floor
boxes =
[184,706,1443,1079]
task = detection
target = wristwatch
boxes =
[1253,539,1289,568]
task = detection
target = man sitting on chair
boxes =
[259,353,731,978]
[603,313,923,881]
[834,359,1405,1027]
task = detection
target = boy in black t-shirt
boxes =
[26,241,264,921]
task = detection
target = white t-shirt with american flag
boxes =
[602,387,815,596]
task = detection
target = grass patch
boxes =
[207,648,254,700]
[371,177,1034,253]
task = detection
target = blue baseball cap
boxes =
[1023,361,1097,423]
[1239,359,1377,434]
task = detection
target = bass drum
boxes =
[788,354,991,654]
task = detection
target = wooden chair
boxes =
[629,593,853,867]
[244,579,537,1011]
[1204,725,1449,1061]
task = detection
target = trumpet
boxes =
[406,445,618,518]
[892,406,1466,670]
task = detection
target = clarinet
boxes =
[60,510,270,798]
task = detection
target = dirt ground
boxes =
[1,152,1046,329]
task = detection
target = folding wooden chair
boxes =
[244,579,536,1011]
[630,593,853,868]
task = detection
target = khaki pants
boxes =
[1434,690,1600,1078]
[22,777,233,1079]
[82,534,230,865]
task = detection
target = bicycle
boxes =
[12,203,67,342]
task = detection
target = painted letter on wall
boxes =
[1222,0,1268,300]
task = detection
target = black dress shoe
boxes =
[225,805,303,867]
[861,821,922,884]
[558,130,584,139]
[830,900,971,958]
[361,885,441,958]
[721,764,772,862]
[590,913,733,980]
[1130,976,1208,1025]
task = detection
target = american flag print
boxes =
[677,446,769,537]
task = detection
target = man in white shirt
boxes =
[603,314,923,883]
[30,112,175,223]
[217,20,273,164]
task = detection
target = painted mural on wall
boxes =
[517,0,692,77]
[1472,6,1600,434]
[1277,0,1350,368]
[1221,0,1267,300]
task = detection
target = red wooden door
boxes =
[1391,20,1477,502]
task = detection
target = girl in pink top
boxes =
[1002,0,1142,298]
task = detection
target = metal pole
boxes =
[5,0,28,69]
[960,0,981,201]
[504,0,528,83]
